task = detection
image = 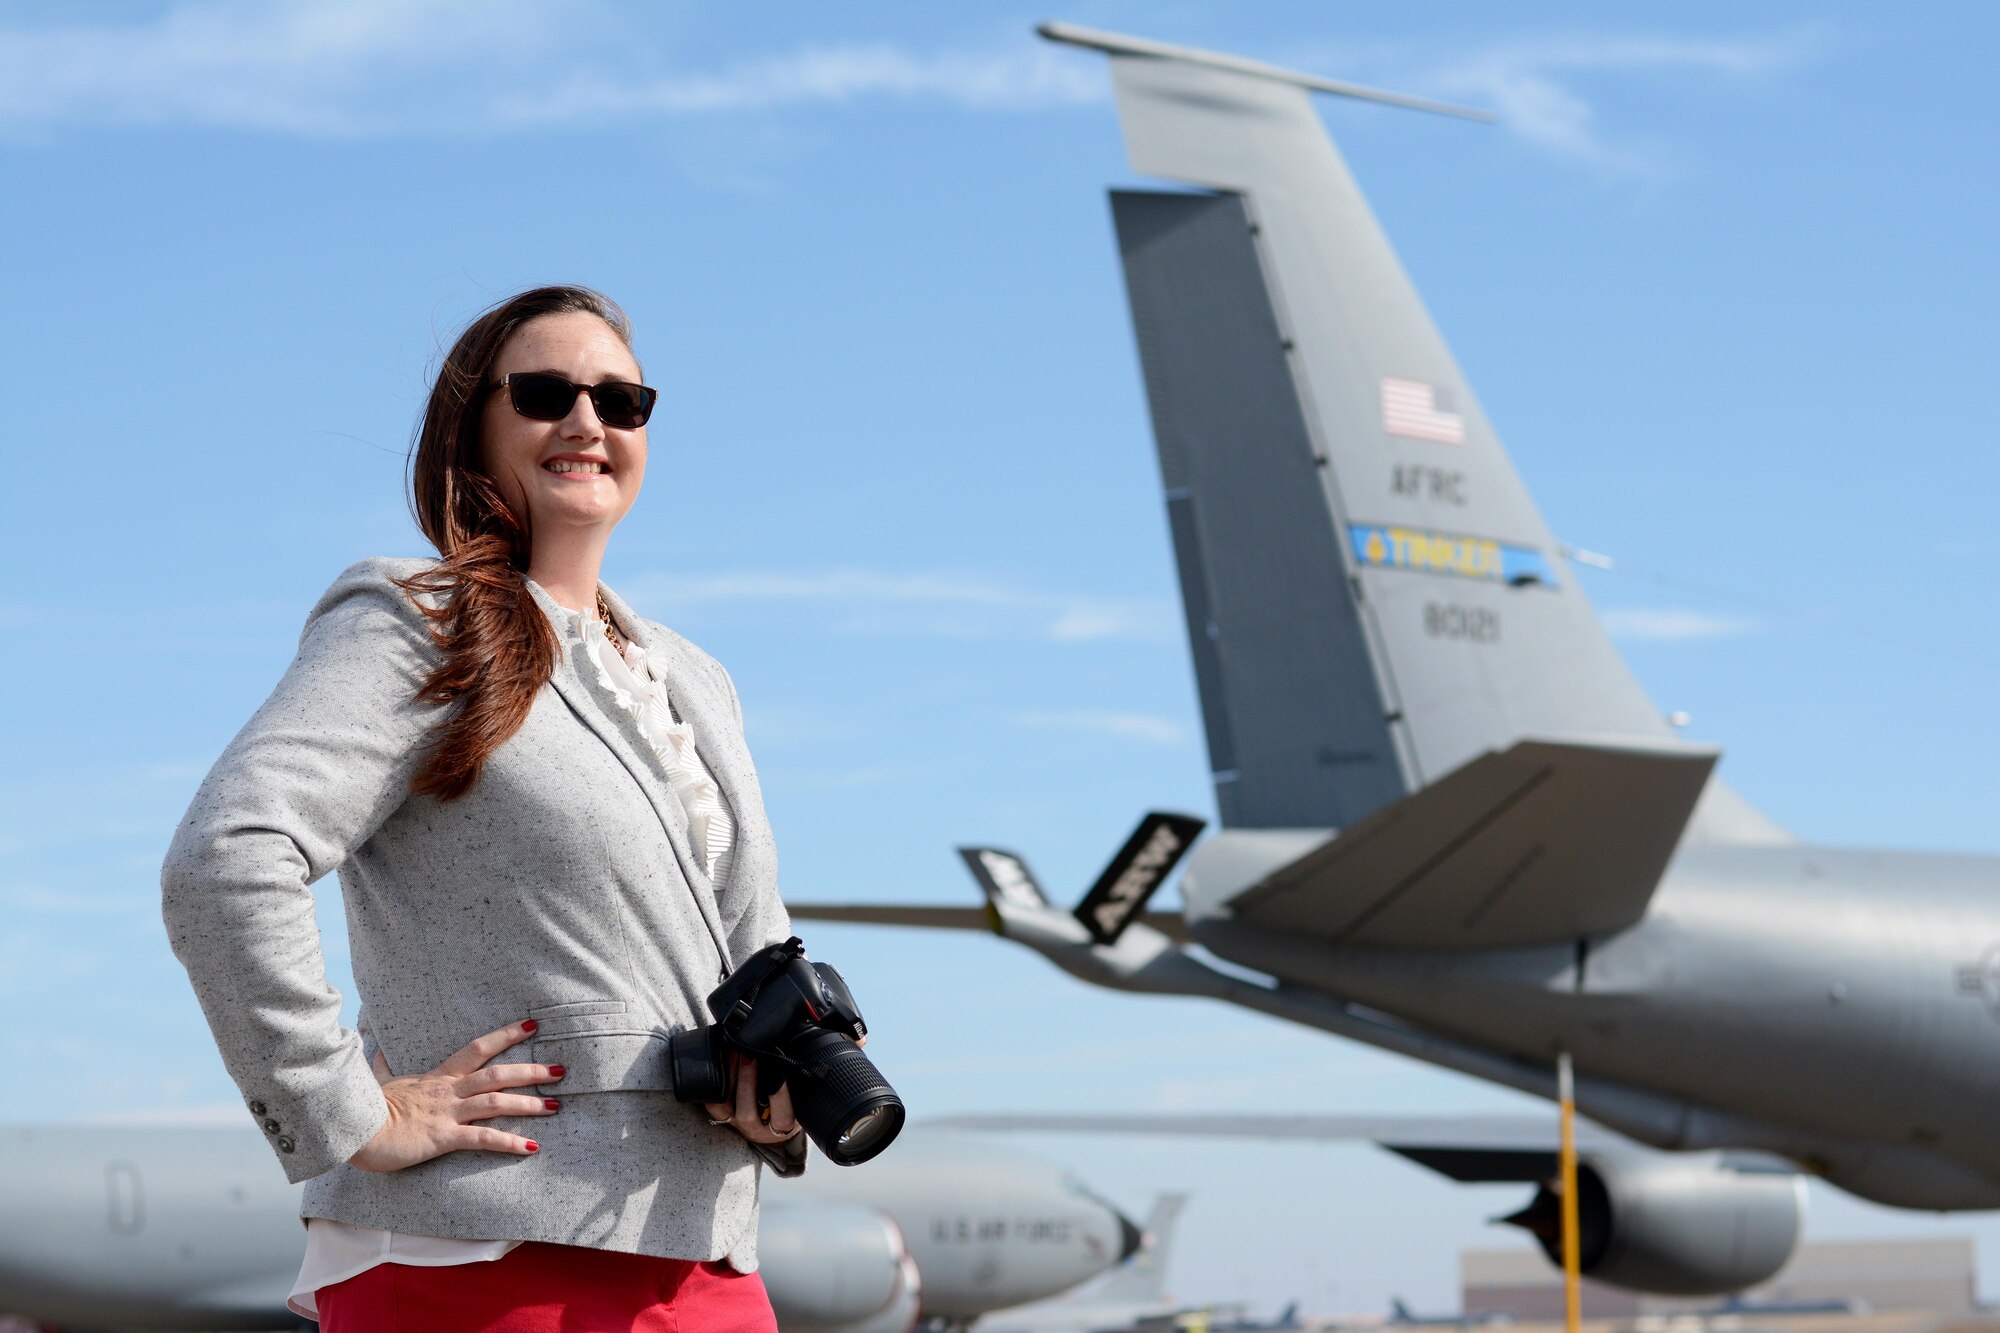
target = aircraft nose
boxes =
[1115,1205,1144,1263]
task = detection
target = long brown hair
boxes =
[393,285,638,801]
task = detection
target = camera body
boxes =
[668,937,904,1166]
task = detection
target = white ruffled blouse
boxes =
[288,584,734,1319]
[547,585,736,883]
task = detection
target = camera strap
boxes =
[722,937,807,1024]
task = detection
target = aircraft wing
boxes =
[927,1111,1610,1181]
[924,1112,1793,1182]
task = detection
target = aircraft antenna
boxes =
[1037,21,1496,123]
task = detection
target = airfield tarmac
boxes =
[5,1299,1995,1333]
[1281,1313,2000,1333]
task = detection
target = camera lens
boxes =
[667,1026,732,1106]
[836,1104,901,1158]
[784,1028,905,1166]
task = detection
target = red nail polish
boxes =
[521,1019,538,1034]
[525,1141,540,1153]
[544,1099,561,1111]
[548,1064,566,1079]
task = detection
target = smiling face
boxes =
[479,310,649,544]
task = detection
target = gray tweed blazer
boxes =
[161,556,795,1268]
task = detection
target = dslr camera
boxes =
[668,937,903,1166]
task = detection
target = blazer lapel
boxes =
[521,576,734,972]
[597,583,765,941]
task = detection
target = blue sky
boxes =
[2,0,1997,1314]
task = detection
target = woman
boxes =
[161,286,801,1331]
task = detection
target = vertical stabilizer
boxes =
[1115,186,1404,830]
[1077,32,1787,844]
[1089,1192,1187,1305]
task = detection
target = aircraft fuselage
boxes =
[1188,843,2000,1209]
[0,1125,1136,1330]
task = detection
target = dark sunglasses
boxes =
[490,372,658,429]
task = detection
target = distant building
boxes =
[1757,1238,1978,1315]
[1460,1248,1643,1322]
[1461,1237,1977,1322]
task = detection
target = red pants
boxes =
[315,1241,777,1332]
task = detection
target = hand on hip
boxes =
[348,1020,563,1172]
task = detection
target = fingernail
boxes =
[525,1141,540,1153]
[522,1019,538,1034]
[548,1064,566,1079]
[544,1099,561,1111]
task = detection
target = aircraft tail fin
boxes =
[1090,1192,1188,1305]
[1081,30,1788,845]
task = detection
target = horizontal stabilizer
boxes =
[1228,738,1718,949]
[1039,23,1495,122]
[787,901,1194,944]
[788,904,998,933]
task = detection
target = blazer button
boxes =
[248,1100,267,1116]
[277,1135,296,1153]
[262,1119,281,1135]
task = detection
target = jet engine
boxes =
[759,1201,921,1333]
[1504,1151,1803,1295]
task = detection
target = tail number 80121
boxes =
[1424,602,1499,643]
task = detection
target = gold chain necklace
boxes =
[595,590,628,654]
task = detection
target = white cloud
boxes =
[1602,607,1759,641]
[1415,31,1819,178]
[736,707,864,751]
[779,762,944,792]
[83,1102,251,1127]
[0,1,1824,194]
[643,569,1031,607]
[0,0,1101,141]
[1014,710,1186,746]
[0,4,1821,188]
[1047,607,1162,642]
[622,567,1173,644]
[1,885,150,916]
[523,44,1101,120]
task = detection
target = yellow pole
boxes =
[1559,1050,1583,1333]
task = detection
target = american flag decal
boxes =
[1381,376,1465,444]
